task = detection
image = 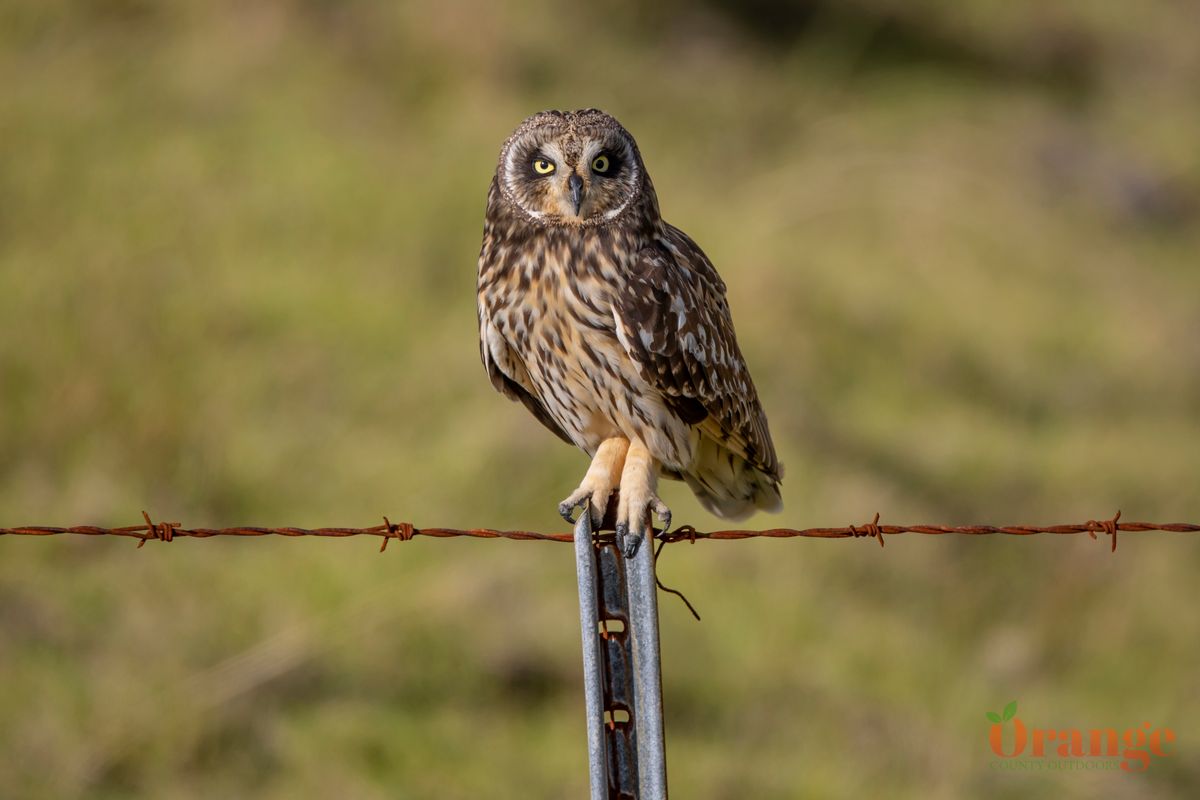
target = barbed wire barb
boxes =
[848,512,885,548]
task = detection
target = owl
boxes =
[477,109,781,556]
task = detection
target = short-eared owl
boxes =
[477,109,781,555]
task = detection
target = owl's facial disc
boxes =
[498,112,641,226]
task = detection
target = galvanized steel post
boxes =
[572,510,609,799]
[573,505,668,799]
[624,526,668,797]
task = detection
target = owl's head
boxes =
[494,109,647,227]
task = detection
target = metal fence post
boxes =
[624,526,668,798]
[573,510,609,800]
[573,506,668,799]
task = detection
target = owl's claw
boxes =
[615,497,671,558]
[615,522,636,558]
[653,499,672,538]
[558,499,581,526]
[559,483,614,528]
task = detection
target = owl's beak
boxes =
[568,173,584,216]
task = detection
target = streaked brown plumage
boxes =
[477,109,781,554]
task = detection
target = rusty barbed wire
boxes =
[2,510,1199,552]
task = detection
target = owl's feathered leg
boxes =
[558,437,630,527]
[614,439,672,558]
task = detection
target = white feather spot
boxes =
[670,294,687,327]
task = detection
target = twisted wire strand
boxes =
[3,510,1198,552]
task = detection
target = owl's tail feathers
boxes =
[679,436,783,521]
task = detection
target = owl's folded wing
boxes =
[612,225,780,479]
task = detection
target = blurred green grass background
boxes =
[2,1,1199,797]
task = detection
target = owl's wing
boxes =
[613,225,780,478]
[478,298,573,445]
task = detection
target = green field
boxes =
[2,1,1199,797]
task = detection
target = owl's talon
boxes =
[615,522,641,558]
[623,534,642,558]
[653,500,672,536]
[559,487,609,529]
[560,453,626,530]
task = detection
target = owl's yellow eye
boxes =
[591,154,610,174]
[532,158,556,175]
